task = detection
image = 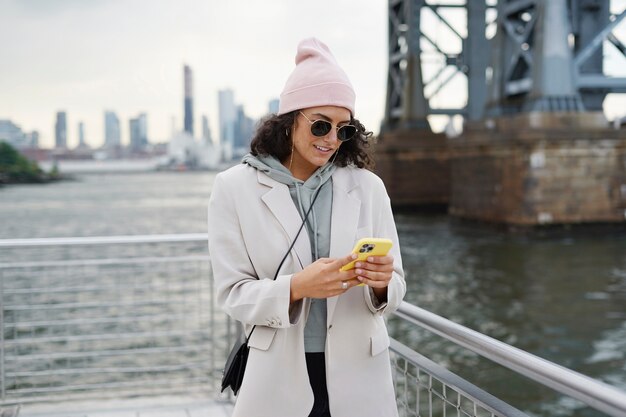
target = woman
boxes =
[208,38,405,417]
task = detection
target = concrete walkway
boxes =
[16,395,233,417]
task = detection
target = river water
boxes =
[0,171,624,416]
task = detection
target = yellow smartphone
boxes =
[340,238,393,272]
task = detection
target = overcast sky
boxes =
[1,0,625,149]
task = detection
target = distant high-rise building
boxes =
[129,119,141,150]
[104,111,121,147]
[138,113,147,145]
[0,121,39,149]
[218,89,236,158]
[129,113,148,150]
[27,131,39,148]
[0,120,19,143]
[202,115,213,143]
[184,65,194,135]
[55,111,67,149]
[78,122,87,148]
[234,105,255,152]
[268,98,279,115]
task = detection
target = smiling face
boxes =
[284,105,352,181]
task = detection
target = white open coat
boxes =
[207,163,406,417]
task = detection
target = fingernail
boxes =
[357,276,364,281]
[367,257,373,262]
[351,254,357,259]
[355,269,362,275]
[355,262,362,268]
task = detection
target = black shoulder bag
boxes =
[221,186,322,395]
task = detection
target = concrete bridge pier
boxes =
[449,114,626,225]
[448,0,626,225]
[374,130,449,209]
[376,0,626,225]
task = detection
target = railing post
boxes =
[225,315,232,401]
[209,264,215,393]
[0,268,5,401]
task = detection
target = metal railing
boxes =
[390,338,529,417]
[0,234,232,404]
[391,303,626,417]
[1,234,625,417]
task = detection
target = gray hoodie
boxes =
[242,153,334,353]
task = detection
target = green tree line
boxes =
[0,141,58,184]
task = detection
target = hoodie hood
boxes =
[242,153,336,189]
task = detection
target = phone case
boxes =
[340,238,393,272]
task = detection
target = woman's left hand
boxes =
[354,255,394,300]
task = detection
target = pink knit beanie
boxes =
[278,38,356,116]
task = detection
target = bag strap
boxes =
[245,185,324,343]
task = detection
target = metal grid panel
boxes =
[390,338,529,417]
[0,241,232,405]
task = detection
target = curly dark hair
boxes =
[249,111,373,169]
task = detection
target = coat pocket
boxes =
[370,327,391,356]
[248,326,277,351]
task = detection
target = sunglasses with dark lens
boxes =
[299,111,357,142]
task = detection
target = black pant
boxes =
[306,352,331,417]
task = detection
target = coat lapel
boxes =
[258,171,312,270]
[327,169,361,323]
[257,168,360,323]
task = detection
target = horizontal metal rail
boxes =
[9,362,208,377]
[3,329,206,346]
[4,313,191,329]
[0,234,208,248]
[4,281,201,295]
[0,254,207,269]
[394,302,626,417]
[11,376,211,396]
[4,299,190,311]
[6,345,213,361]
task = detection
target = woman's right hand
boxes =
[290,253,360,302]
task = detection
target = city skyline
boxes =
[1,1,625,149]
[0,80,265,153]
[0,0,389,149]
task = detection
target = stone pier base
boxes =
[450,114,626,225]
[374,113,626,225]
[373,129,449,208]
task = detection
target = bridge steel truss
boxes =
[382,0,626,132]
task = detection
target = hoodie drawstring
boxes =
[295,177,324,260]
